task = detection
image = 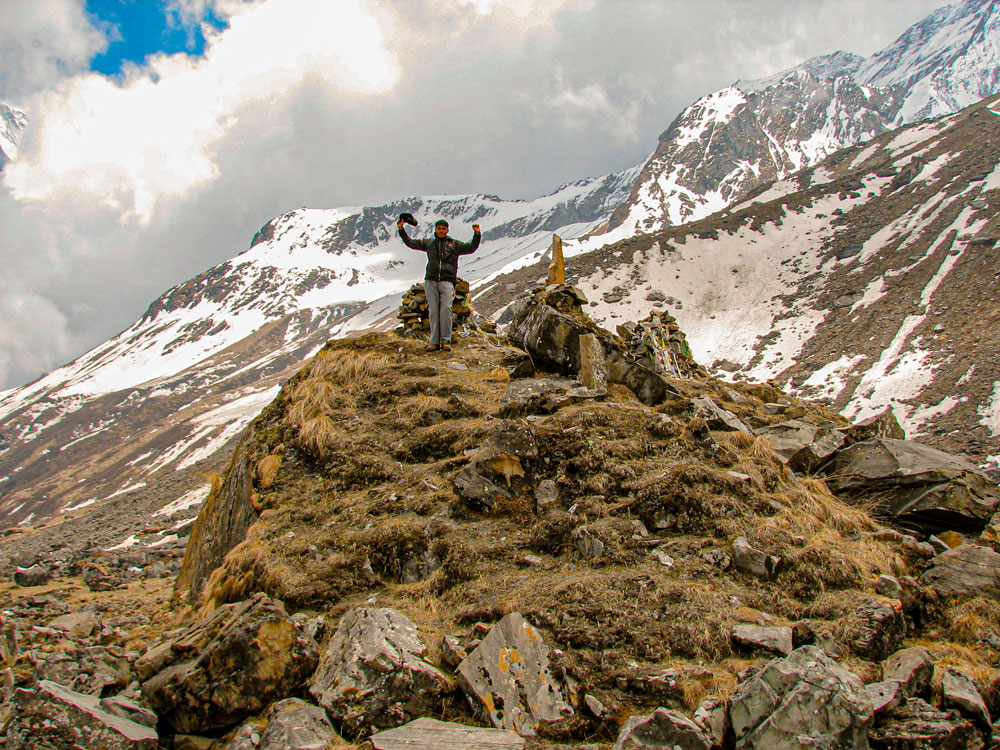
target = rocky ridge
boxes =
[476,93,1000,471]
[6,289,1000,748]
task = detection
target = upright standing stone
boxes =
[578,333,608,390]
[547,235,565,284]
[456,612,573,736]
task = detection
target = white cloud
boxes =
[0,0,107,102]
[0,288,72,387]
[4,0,399,225]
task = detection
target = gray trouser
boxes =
[425,280,455,345]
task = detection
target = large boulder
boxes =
[456,612,573,736]
[920,544,1000,601]
[825,439,1000,535]
[727,645,874,749]
[505,294,588,372]
[7,679,158,749]
[137,593,319,734]
[309,607,449,739]
[505,288,678,406]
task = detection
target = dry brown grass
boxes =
[295,414,340,459]
[255,454,282,490]
[309,348,394,385]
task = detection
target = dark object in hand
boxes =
[399,212,418,226]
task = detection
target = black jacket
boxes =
[399,227,480,283]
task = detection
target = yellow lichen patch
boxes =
[498,646,522,672]
[481,454,525,486]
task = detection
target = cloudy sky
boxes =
[0,0,949,390]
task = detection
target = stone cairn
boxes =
[397,279,496,335]
[617,311,707,380]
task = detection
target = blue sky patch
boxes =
[85,1,228,76]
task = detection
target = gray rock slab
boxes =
[732,624,793,656]
[732,536,780,580]
[869,697,981,749]
[691,396,751,433]
[838,408,905,447]
[693,697,730,748]
[573,526,605,558]
[100,695,158,728]
[8,679,158,749]
[368,716,525,749]
[47,610,100,639]
[614,707,712,749]
[882,646,934,698]
[728,645,874,749]
[920,544,1000,600]
[755,420,844,473]
[942,667,991,730]
[257,698,341,750]
[456,612,573,736]
[310,607,448,740]
[866,680,906,714]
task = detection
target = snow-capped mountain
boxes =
[477,94,1000,470]
[0,103,26,168]
[0,168,638,529]
[602,0,1000,241]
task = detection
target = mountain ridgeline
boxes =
[1,0,999,537]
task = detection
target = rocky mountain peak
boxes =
[601,0,1000,240]
[0,103,26,168]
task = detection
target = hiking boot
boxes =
[425,344,440,352]
[440,342,452,351]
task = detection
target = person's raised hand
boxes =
[472,224,481,233]
[397,218,404,229]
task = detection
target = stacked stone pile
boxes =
[397,278,476,334]
[617,311,707,380]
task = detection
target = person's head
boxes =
[435,219,449,238]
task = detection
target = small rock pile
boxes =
[398,278,489,334]
[617,311,707,380]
